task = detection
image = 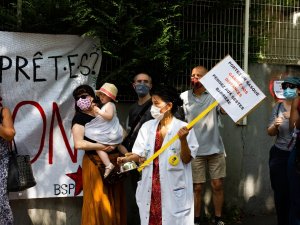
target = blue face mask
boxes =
[283,88,297,99]
[134,83,150,97]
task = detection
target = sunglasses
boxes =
[75,94,89,101]
[281,83,298,90]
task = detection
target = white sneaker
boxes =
[215,220,225,225]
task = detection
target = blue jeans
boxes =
[287,146,300,225]
[269,145,290,225]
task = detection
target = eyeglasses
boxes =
[281,83,298,90]
[75,94,89,101]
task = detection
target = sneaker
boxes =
[215,220,225,225]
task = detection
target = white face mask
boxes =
[150,104,166,121]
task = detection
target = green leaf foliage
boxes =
[66,0,193,86]
[0,0,192,91]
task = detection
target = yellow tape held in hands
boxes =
[137,100,218,172]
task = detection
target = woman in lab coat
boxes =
[118,85,199,225]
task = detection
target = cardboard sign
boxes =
[274,80,285,99]
[200,55,266,122]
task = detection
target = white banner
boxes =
[0,31,101,199]
[201,55,266,122]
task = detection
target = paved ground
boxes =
[200,214,277,225]
[232,214,277,225]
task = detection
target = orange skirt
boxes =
[81,153,126,225]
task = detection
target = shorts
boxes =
[192,153,226,183]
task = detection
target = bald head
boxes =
[191,66,208,77]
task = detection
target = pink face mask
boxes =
[76,98,91,111]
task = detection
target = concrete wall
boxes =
[220,63,284,214]
[10,63,296,224]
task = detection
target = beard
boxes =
[191,79,203,89]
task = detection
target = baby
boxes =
[84,83,127,178]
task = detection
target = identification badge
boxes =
[168,154,179,166]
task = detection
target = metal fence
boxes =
[175,0,245,92]
[249,0,300,65]
[1,0,300,100]
[183,0,244,69]
[117,0,246,100]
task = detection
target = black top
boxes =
[72,111,94,126]
[124,99,153,151]
[128,99,153,128]
[72,112,95,143]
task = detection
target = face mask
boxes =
[76,97,92,111]
[283,88,297,100]
[191,77,203,89]
[150,104,166,121]
[134,83,150,97]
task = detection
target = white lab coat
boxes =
[133,117,199,225]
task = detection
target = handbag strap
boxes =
[12,139,18,154]
[124,99,152,143]
[276,102,282,117]
[276,102,295,149]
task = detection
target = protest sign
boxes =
[273,80,285,99]
[200,55,266,122]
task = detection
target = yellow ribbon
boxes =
[137,100,218,172]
